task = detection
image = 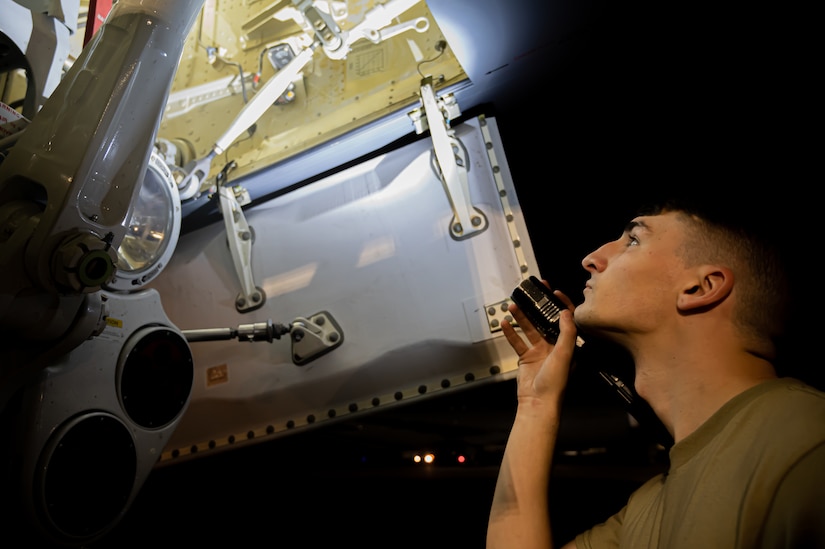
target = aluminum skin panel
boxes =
[148,115,539,465]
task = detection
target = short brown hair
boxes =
[637,198,791,362]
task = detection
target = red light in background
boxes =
[457,455,466,464]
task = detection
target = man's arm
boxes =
[486,305,579,549]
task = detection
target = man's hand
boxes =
[501,281,577,405]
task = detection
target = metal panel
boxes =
[156,0,467,185]
[148,114,539,464]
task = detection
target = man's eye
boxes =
[627,235,639,246]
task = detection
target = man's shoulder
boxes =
[756,377,825,408]
[735,378,825,442]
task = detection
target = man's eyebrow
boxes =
[623,219,650,234]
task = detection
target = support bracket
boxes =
[409,77,488,240]
[217,165,265,313]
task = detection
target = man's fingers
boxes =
[553,289,576,311]
[501,320,529,355]
[553,309,578,362]
[508,305,545,344]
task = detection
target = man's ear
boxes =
[677,265,734,312]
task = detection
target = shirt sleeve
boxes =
[575,505,626,549]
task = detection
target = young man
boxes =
[486,198,825,548]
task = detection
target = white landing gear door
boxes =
[148,114,540,464]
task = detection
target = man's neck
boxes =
[632,347,777,444]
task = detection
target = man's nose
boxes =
[581,242,610,273]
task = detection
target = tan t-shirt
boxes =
[576,378,825,548]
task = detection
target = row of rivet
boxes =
[479,115,529,275]
[161,365,504,462]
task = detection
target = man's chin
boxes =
[572,306,590,325]
[573,310,613,340]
